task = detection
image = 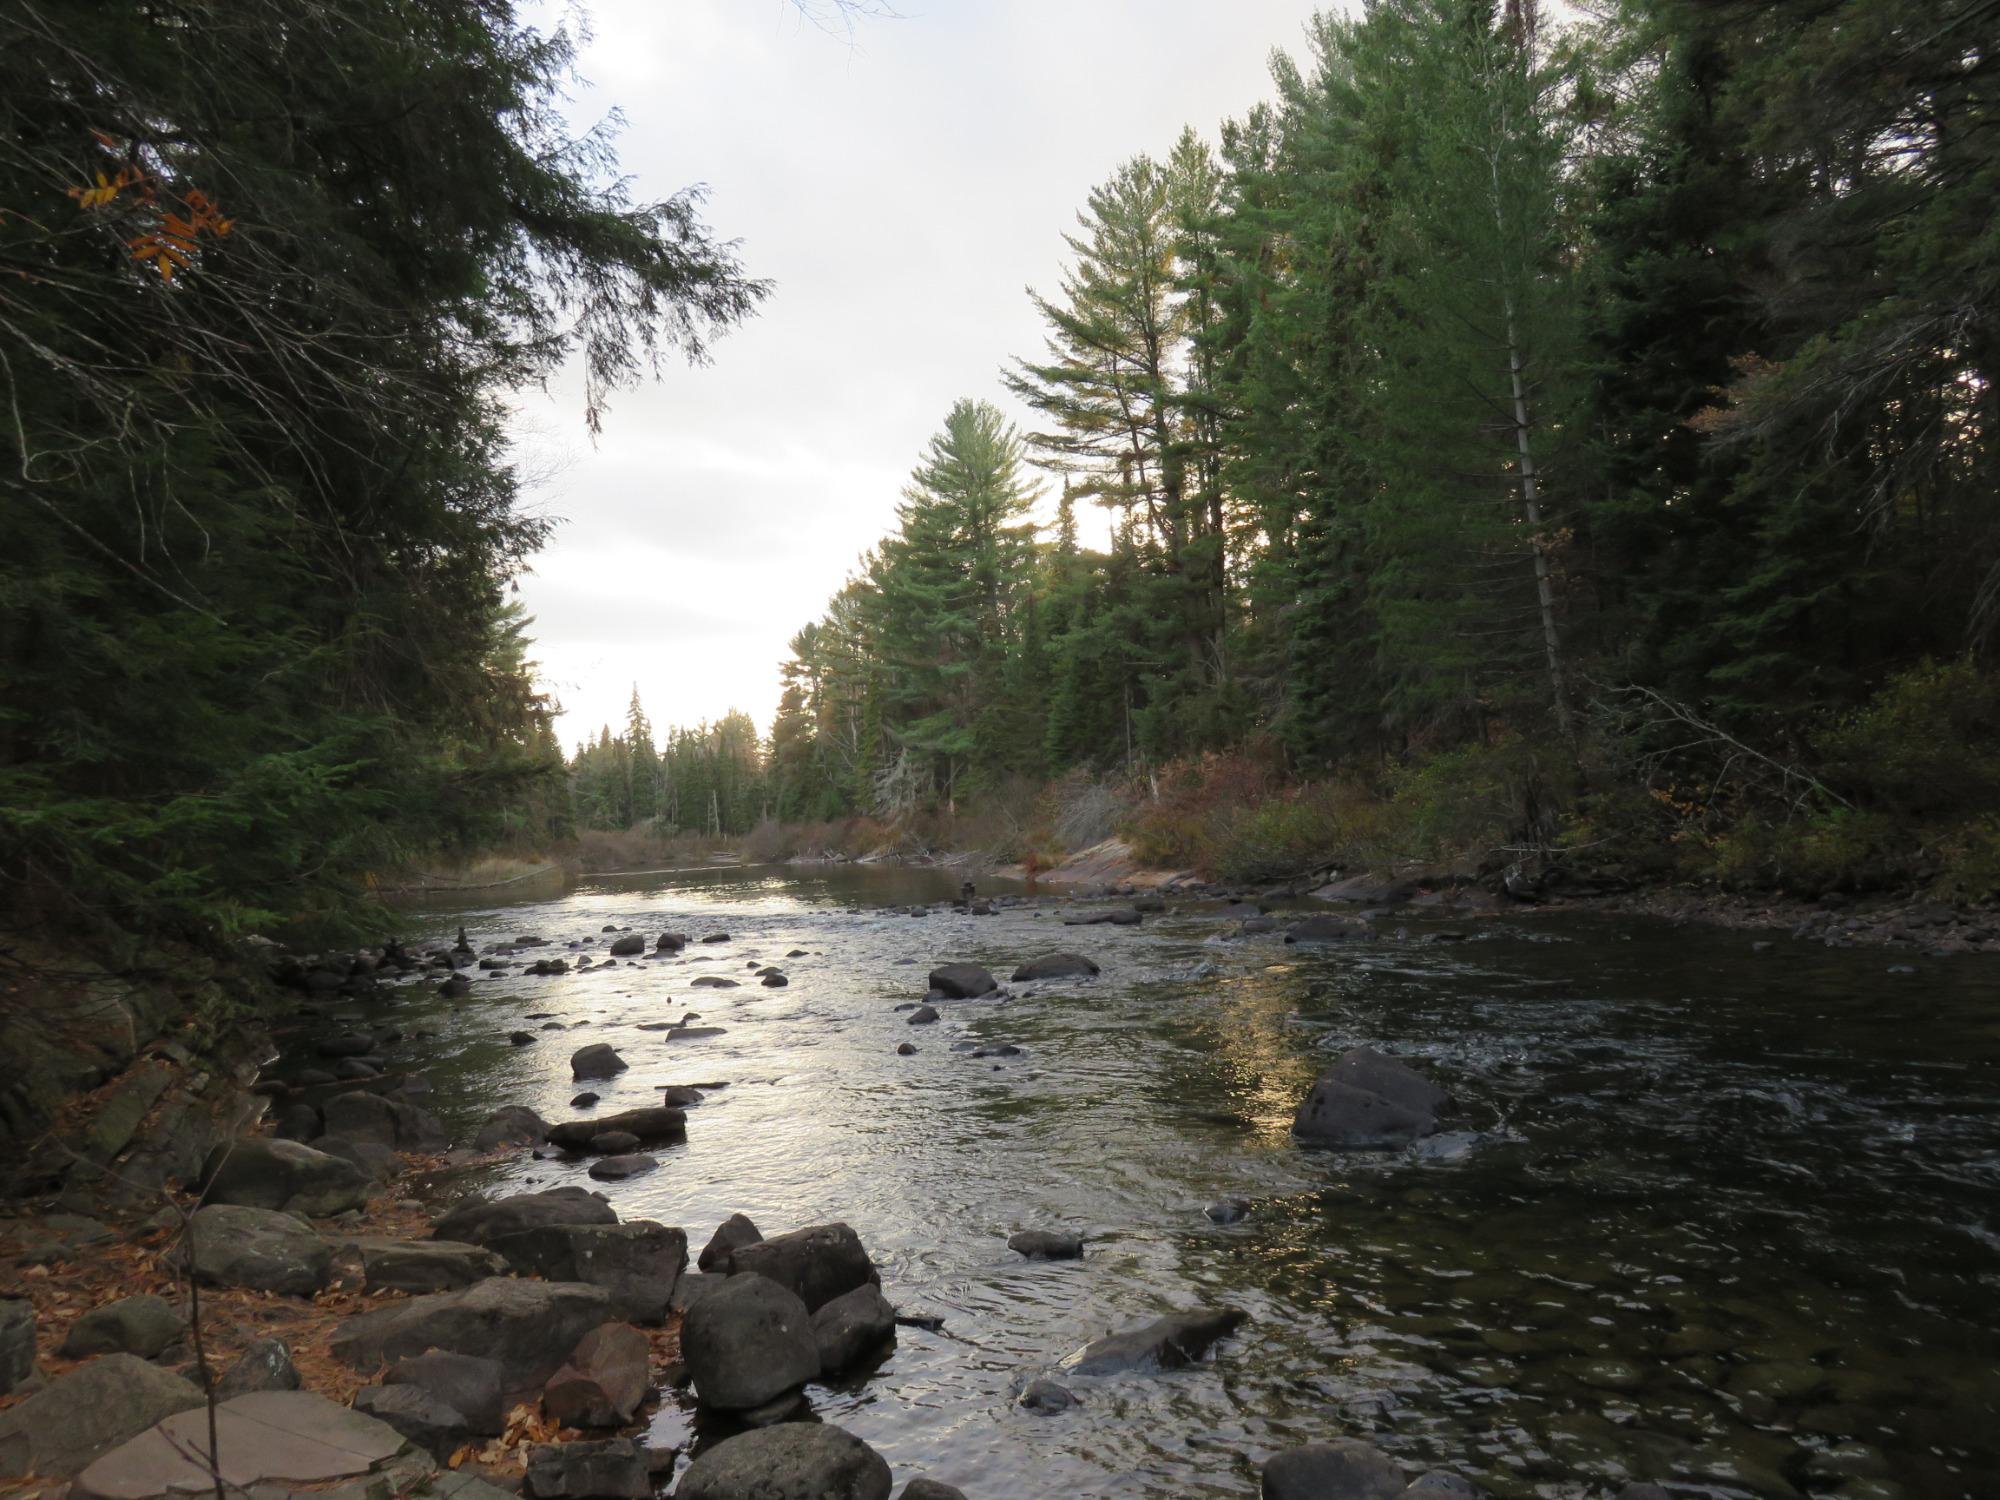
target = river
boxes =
[345,864,2000,1498]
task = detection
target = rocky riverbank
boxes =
[0,914,1702,1499]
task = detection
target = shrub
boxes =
[1817,658,2000,818]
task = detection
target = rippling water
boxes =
[324,865,2000,1498]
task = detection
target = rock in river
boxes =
[608,934,645,957]
[589,1153,657,1181]
[1260,1439,1408,1500]
[726,1221,880,1313]
[927,963,997,998]
[1008,1230,1083,1260]
[682,1272,820,1410]
[489,1221,686,1325]
[1010,953,1100,981]
[1060,1306,1247,1376]
[473,1104,549,1151]
[571,1043,628,1080]
[811,1283,897,1373]
[907,1005,939,1025]
[676,1423,892,1500]
[546,1106,687,1152]
[699,1212,762,1271]
[1292,1046,1447,1149]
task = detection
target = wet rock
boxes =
[1286,913,1373,944]
[213,1337,300,1399]
[570,1092,599,1108]
[356,1237,506,1294]
[1008,1230,1083,1260]
[1060,1306,1246,1375]
[726,1221,879,1312]
[1019,1378,1079,1413]
[384,1350,504,1435]
[0,1300,35,1395]
[657,933,688,952]
[677,1422,891,1500]
[546,1106,687,1152]
[1010,953,1100,981]
[544,1323,650,1428]
[524,1437,651,1500]
[510,1030,537,1046]
[330,1277,617,1401]
[701,933,731,944]
[59,1293,183,1358]
[590,1130,642,1154]
[811,1283,896,1372]
[1260,1440,1407,1500]
[473,1104,550,1151]
[589,1153,658,1181]
[199,1136,371,1216]
[1205,1199,1250,1224]
[682,1273,820,1410]
[762,972,789,987]
[489,1222,686,1325]
[1293,1046,1446,1149]
[902,1483,968,1500]
[0,1355,204,1479]
[187,1204,333,1296]
[571,1043,629,1080]
[317,1034,378,1058]
[670,1024,728,1040]
[438,975,473,999]
[700,1212,762,1271]
[672,1271,725,1315]
[907,1005,939,1025]
[1064,908,1140,926]
[972,1044,1022,1058]
[608,934,645,957]
[657,1085,706,1107]
[691,976,740,989]
[896,1042,918,1056]
[928,964,997,998]
[433,1185,618,1245]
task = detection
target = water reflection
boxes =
[327,867,2000,1498]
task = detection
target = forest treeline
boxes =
[575,0,2000,895]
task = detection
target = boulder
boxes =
[927,964,996,999]
[433,1185,617,1245]
[58,1293,183,1358]
[1285,914,1372,944]
[681,1273,820,1410]
[543,1323,650,1428]
[1008,1230,1083,1260]
[1260,1440,1407,1500]
[524,1438,650,1500]
[316,1133,401,1184]
[608,934,645,957]
[356,1237,506,1294]
[213,1337,301,1399]
[811,1283,896,1373]
[0,1300,35,1395]
[1060,1306,1246,1376]
[589,1130,642,1154]
[1010,953,1100,982]
[489,1222,687,1324]
[1064,908,1140,926]
[187,1204,333,1296]
[0,1355,203,1479]
[901,1484,969,1500]
[1019,1378,1079,1413]
[698,1212,762,1272]
[329,1278,617,1400]
[322,1090,448,1151]
[546,1106,687,1153]
[473,1106,549,1152]
[353,1382,475,1459]
[677,1423,892,1500]
[571,1043,628,1080]
[589,1153,657,1181]
[384,1350,505,1435]
[726,1221,879,1312]
[199,1137,371,1216]
[906,1005,939,1025]
[1292,1047,1447,1149]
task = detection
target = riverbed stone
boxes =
[543,1323,650,1428]
[489,1221,686,1324]
[571,1043,628,1080]
[682,1272,820,1410]
[1285,914,1373,944]
[199,1136,372,1215]
[907,1005,939,1024]
[546,1106,687,1152]
[589,1153,657,1180]
[329,1277,617,1400]
[1061,1306,1247,1375]
[726,1221,879,1312]
[59,1293,183,1358]
[1010,953,1100,981]
[1260,1440,1407,1500]
[474,1104,550,1150]
[1064,908,1140,926]
[356,1236,506,1294]
[0,1355,204,1479]
[812,1283,896,1373]
[699,1212,762,1271]
[676,1423,892,1500]
[1019,1378,1078,1413]
[187,1203,333,1296]
[384,1350,505,1435]
[927,964,996,998]
[524,1438,650,1500]
[214,1337,301,1399]
[0,1300,35,1394]
[1009,1230,1083,1260]
[901,1483,969,1500]
[433,1184,618,1245]
[609,934,645,956]
[1293,1047,1446,1149]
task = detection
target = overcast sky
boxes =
[513,0,1329,750]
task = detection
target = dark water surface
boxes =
[357,865,2000,1498]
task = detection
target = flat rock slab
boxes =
[75,1391,407,1499]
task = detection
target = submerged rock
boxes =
[1260,1440,1407,1500]
[1285,913,1372,944]
[1060,1306,1247,1376]
[1019,1378,1080,1413]
[1010,953,1100,981]
[1008,1230,1083,1260]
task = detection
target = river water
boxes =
[353,864,2000,1499]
